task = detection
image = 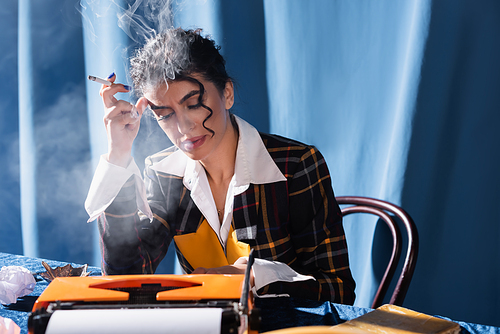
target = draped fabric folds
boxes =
[1,0,499,327]
[264,0,431,307]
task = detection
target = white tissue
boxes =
[0,316,20,334]
[0,266,36,305]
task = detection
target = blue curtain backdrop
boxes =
[1,0,499,327]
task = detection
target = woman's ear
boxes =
[224,80,235,110]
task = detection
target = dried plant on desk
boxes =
[40,261,91,282]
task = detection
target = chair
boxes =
[336,196,419,309]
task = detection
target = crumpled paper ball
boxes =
[0,316,20,334]
[0,266,36,305]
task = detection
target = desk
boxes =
[1,252,498,334]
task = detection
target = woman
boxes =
[85,28,355,304]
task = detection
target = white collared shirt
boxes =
[147,115,286,246]
[85,115,314,293]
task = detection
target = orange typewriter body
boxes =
[29,274,259,334]
[32,274,246,310]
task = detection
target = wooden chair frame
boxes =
[336,196,419,308]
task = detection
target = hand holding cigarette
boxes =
[91,73,148,167]
[88,74,139,119]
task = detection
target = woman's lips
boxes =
[181,135,206,151]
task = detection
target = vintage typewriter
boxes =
[28,252,259,334]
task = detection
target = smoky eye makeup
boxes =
[187,103,202,109]
[148,103,169,111]
[146,87,204,122]
[157,113,173,122]
[186,96,202,109]
[148,103,173,122]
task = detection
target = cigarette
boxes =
[87,75,112,86]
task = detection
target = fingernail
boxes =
[123,85,131,91]
[107,72,115,79]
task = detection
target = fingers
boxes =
[104,100,142,125]
[136,97,149,114]
[107,73,116,83]
[191,265,247,275]
[100,85,132,108]
[190,261,253,276]
[96,73,140,124]
[99,73,132,108]
[191,267,207,274]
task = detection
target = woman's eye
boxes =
[187,103,201,110]
[157,113,174,122]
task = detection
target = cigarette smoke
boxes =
[34,84,95,259]
[0,1,22,254]
[129,29,192,97]
[117,0,174,44]
[79,0,176,45]
[80,0,197,94]
[78,0,188,273]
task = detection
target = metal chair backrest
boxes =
[336,196,419,308]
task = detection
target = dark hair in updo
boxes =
[130,28,231,136]
[130,28,230,95]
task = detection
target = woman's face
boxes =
[144,74,234,162]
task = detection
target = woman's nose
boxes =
[176,112,195,135]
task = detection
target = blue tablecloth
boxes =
[1,252,498,333]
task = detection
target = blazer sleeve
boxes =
[97,159,172,275]
[257,146,356,304]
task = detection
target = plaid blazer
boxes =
[99,133,356,304]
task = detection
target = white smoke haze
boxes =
[129,29,192,97]
[117,0,174,43]
[78,0,120,44]
[79,0,201,153]
[79,0,178,45]
[79,0,220,99]
[0,0,24,253]
[71,0,214,271]
[111,0,210,43]
[35,83,92,218]
[0,130,22,253]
